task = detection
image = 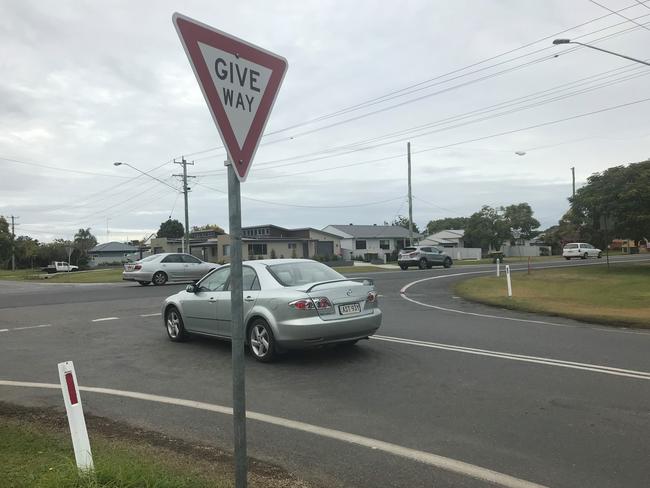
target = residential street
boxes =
[1,255,648,488]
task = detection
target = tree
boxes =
[503,203,540,242]
[389,215,420,234]
[157,219,185,238]
[541,211,581,255]
[464,206,510,252]
[571,160,650,247]
[14,236,39,269]
[191,224,225,234]
[0,216,10,268]
[426,217,469,235]
[74,228,97,253]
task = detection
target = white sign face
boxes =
[198,43,272,148]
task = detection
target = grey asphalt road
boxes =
[1,256,649,487]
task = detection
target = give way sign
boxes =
[173,13,288,182]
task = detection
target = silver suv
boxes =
[398,246,453,270]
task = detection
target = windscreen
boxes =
[267,261,344,286]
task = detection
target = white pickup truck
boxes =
[42,261,79,274]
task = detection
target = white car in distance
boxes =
[562,243,602,260]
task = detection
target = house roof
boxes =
[326,225,421,239]
[89,242,138,253]
[428,229,465,240]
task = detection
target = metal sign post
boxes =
[226,159,247,485]
[173,13,287,488]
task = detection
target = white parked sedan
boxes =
[123,253,219,286]
[562,243,602,260]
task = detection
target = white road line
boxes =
[372,335,650,380]
[91,317,119,322]
[140,313,161,317]
[0,329,8,333]
[11,324,52,331]
[399,264,650,335]
[0,380,547,488]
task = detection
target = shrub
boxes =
[270,249,277,259]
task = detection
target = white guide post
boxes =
[496,258,500,277]
[505,265,512,298]
[58,361,93,472]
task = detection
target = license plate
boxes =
[339,303,361,315]
[125,265,134,271]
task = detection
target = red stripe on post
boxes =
[65,372,78,405]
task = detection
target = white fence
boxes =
[449,248,482,260]
[502,245,551,257]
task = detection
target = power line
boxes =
[1,156,130,179]
[179,5,650,161]
[192,180,405,209]
[589,0,650,31]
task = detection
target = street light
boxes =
[552,39,650,67]
[114,161,190,253]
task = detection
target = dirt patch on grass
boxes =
[0,401,314,488]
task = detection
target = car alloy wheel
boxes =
[443,258,452,268]
[582,253,588,259]
[418,258,427,270]
[597,252,602,258]
[165,307,187,342]
[249,320,275,362]
[153,271,168,285]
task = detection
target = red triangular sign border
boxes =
[173,13,288,182]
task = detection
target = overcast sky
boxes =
[2,0,649,243]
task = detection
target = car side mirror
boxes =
[186,284,197,293]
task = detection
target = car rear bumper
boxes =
[274,309,382,348]
[122,271,154,282]
[397,259,419,266]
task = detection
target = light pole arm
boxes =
[114,162,180,192]
[560,40,650,67]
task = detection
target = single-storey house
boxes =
[88,242,139,267]
[322,224,420,260]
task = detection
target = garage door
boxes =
[316,241,334,256]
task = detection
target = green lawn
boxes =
[454,264,650,328]
[1,411,307,488]
[0,269,123,283]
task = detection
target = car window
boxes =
[162,254,182,263]
[140,255,159,262]
[226,266,260,291]
[565,244,578,249]
[421,247,432,252]
[432,247,442,253]
[401,247,416,253]
[267,261,343,286]
[182,254,201,264]
[199,267,230,292]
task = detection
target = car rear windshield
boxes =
[401,247,417,252]
[267,262,344,287]
[139,255,160,262]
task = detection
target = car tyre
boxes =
[165,306,188,342]
[597,252,602,258]
[248,319,276,362]
[581,253,588,260]
[418,258,428,270]
[152,271,168,286]
[443,257,453,268]
[138,281,151,286]
[399,264,408,270]
[565,257,570,260]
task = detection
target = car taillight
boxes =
[289,297,333,311]
[134,264,142,270]
[409,252,418,258]
[366,291,378,303]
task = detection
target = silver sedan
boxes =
[123,253,218,286]
[161,259,382,362]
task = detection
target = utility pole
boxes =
[10,215,18,272]
[173,157,195,254]
[571,166,576,200]
[407,142,413,246]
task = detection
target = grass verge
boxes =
[454,264,650,328]
[0,268,124,283]
[0,403,310,488]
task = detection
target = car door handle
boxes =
[244,296,255,302]
[209,297,216,302]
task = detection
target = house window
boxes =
[211,247,217,257]
[288,243,297,249]
[248,243,267,256]
[379,239,390,250]
[223,244,231,257]
[355,240,367,250]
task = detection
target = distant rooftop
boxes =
[326,224,421,239]
[89,242,138,253]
